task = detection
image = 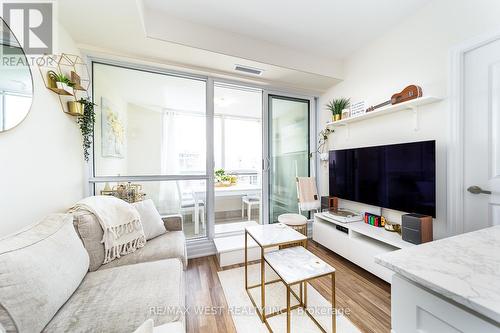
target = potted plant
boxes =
[47,70,75,94]
[215,168,225,183]
[220,175,232,186]
[76,98,96,162]
[326,98,350,122]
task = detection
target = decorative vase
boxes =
[67,101,84,116]
[334,114,341,121]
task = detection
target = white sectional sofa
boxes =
[0,213,187,333]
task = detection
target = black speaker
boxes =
[402,213,433,245]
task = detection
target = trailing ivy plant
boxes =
[76,98,96,162]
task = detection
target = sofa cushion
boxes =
[133,319,154,333]
[99,231,187,270]
[73,210,105,271]
[133,199,166,240]
[0,214,89,333]
[44,259,185,333]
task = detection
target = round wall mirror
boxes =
[0,18,34,132]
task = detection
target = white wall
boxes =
[319,0,500,239]
[0,24,85,237]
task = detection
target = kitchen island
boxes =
[376,225,500,332]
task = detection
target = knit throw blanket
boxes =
[297,177,321,211]
[70,196,146,264]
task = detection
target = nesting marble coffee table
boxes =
[265,246,336,333]
[244,223,307,327]
[245,224,335,333]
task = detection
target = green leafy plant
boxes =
[76,98,96,162]
[220,175,231,182]
[47,70,75,87]
[326,98,350,115]
[215,168,226,182]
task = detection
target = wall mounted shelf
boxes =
[47,87,74,96]
[38,54,90,116]
[326,96,442,136]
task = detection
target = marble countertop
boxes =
[376,225,500,323]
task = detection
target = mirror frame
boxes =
[0,17,34,133]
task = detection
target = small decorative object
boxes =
[76,98,96,162]
[229,175,238,184]
[341,109,350,120]
[214,169,235,186]
[364,212,384,227]
[365,84,423,112]
[101,97,125,158]
[47,70,74,95]
[316,127,334,163]
[350,100,366,118]
[100,182,146,203]
[67,101,84,116]
[326,98,350,122]
[384,219,402,234]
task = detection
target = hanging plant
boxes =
[76,98,96,162]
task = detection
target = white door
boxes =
[463,38,500,232]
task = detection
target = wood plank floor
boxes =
[186,241,391,333]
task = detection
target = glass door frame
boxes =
[262,91,317,225]
[86,57,318,256]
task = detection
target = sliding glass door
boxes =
[267,95,310,223]
[212,83,263,233]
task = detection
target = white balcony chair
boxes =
[176,181,205,234]
[241,195,260,221]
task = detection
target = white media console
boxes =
[313,212,414,283]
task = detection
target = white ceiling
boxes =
[58,0,431,93]
[144,0,431,60]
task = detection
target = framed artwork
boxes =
[101,97,125,158]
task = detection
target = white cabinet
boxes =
[392,274,500,333]
[312,213,413,283]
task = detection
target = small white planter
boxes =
[56,82,73,95]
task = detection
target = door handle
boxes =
[467,186,491,195]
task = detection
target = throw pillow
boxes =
[133,199,166,240]
[133,319,154,333]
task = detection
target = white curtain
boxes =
[159,110,181,214]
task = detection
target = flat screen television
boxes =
[329,140,436,217]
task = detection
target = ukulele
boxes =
[366,85,423,112]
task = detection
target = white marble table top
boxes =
[265,246,335,285]
[376,225,500,323]
[245,223,307,247]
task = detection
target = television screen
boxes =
[329,140,436,217]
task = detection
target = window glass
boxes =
[93,63,206,176]
[224,118,261,172]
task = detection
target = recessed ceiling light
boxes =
[234,64,263,76]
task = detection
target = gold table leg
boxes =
[332,272,336,333]
[304,281,308,308]
[261,246,265,323]
[244,231,248,289]
[286,285,291,333]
